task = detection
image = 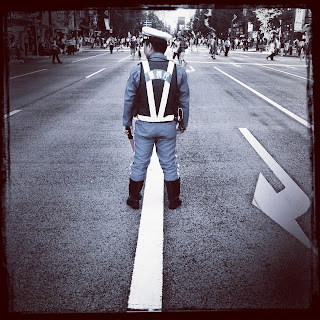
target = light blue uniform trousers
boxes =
[130,120,179,182]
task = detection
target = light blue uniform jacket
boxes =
[123,53,190,128]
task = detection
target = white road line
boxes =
[259,65,307,80]
[185,61,305,68]
[118,55,131,62]
[214,66,312,130]
[128,146,164,311]
[186,65,195,73]
[85,68,107,78]
[232,63,242,68]
[9,69,47,80]
[4,110,21,119]
[72,52,108,63]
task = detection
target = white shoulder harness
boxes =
[138,60,175,122]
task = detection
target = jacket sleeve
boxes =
[123,65,140,127]
[177,67,190,128]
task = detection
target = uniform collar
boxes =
[148,53,167,61]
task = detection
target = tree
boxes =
[145,11,167,31]
[253,8,283,40]
[109,9,145,38]
[192,8,211,36]
[208,8,243,38]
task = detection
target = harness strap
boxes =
[141,60,175,122]
[137,114,174,122]
[142,61,157,118]
[158,61,174,118]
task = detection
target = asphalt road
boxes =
[5,45,316,313]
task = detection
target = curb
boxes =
[9,55,51,64]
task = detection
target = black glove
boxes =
[177,125,187,133]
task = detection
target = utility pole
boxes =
[74,10,78,48]
[243,8,247,38]
[48,11,53,41]
[34,17,39,57]
[291,8,296,42]
[231,14,237,40]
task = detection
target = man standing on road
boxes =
[109,37,115,54]
[123,27,190,210]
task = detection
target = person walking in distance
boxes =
[224,37,231,56]
[123,27,190,210]
[178,36,188,66]
[172,37,180,62]
[210,35,217,59]
[130,36,137,60]
[52,39,62,64]
[266,39,276,60]
[109,37,115,54]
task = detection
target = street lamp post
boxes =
[74,10,78,48]
[34,17,39,58]
[231,14,237,40]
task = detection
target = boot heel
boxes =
[165,178,182,209]
[169,197,182,209]
[127,196,140,209]
[127,179,144,209]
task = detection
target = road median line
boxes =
[127,146,164,311]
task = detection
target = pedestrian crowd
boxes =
[9,27,310,65]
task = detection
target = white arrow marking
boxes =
[239,128,317,255]
[128,146,164,311]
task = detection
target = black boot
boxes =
[127,179,144,209]
[165,178,182,209]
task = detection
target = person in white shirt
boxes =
[266,39,276,60]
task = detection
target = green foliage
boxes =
[192,8,211,36]
[94,9,167,38]
[110,10,145,38]
[208,8,243,38]
[253,8,293,39]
